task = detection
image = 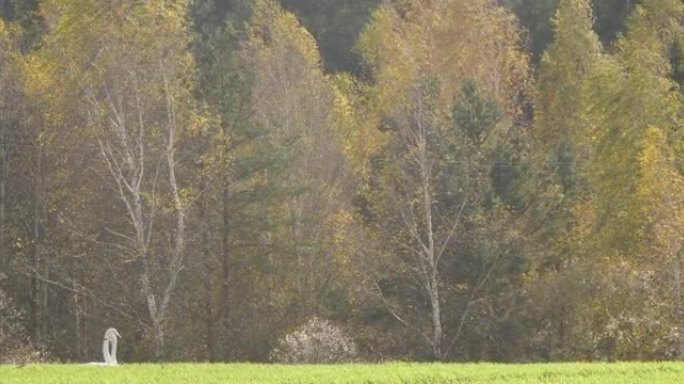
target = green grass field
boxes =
[1,362,683,383]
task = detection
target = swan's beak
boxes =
[115,330,121,338]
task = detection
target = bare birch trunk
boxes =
[158,82,187,359]
[390,88,447,360]
[386,85,474,360]
[418,92,443,360]
[428,270,443,359]
[96,67,188,359]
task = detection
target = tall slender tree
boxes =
[355,0,531,360]
[240,0,352,324]
[26,0,200,359]
[529,0,604,357]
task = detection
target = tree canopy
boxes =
[2,0,684,363]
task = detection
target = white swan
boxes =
[88,327,121,365]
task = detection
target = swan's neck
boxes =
[109,337,118,364]
[102,339,111,363]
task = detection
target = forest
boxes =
[1,0,684,363]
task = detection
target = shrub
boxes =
[0,341,50,364]
[0,277,48,364]
[0,274,23,347]
[270,316,357,363]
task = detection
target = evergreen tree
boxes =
[356,0,532,360]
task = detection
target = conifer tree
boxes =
[356,0,532,360]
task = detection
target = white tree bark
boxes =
[374,84,499,360]
[390,87,462,360]
[93,64,187,359]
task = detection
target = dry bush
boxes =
[270,316,357,363]
[0,275,49,364]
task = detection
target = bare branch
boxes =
[21,267,136,322]
[436,199,467,265]
[372,277,433,348]
[444,251,503,358]
[399,205,430,257]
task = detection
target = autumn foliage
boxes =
[1,0,684,362]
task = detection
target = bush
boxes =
[0,274,23,347]
[270,316,357,363]
[0,341,50,364]
[0,277,48,364]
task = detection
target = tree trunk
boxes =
[29,145,44,344]
[74,293,83,359]
[429,270,443,360]
[220,177,231,360]
[198,165,217,361]
[0,145,6,264]
[666,179,683,360]
[418,92,443,360]
[674,248,684,359]
[202,223,216,361]
[153,317,164,361]
[203,258,216,361]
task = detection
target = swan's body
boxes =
[88,327,121,366]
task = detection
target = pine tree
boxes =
[356,0,532,360]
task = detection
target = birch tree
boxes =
[373,82,466,360]
[356,0,530,360]
[26,0,199,358]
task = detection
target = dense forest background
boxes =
[2,0,684,363]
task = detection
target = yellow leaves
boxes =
[242,0,340,161]
[637,127,679,199]
[359,0,530,126]
[326,208,375,288]
[22,51,55,98]
[248,0,321,68]
[329,79,355,151]
[30,0,196,111]
[330,209,354,248]
[639,127,666,169]
[277,13,320,65]
[535,0,604,154]
[354,1,532,205]
[578,0,684,262]
[635,126,684,258]
[362,3,535,181]
[618,0,684,78]
[187,105,212,137]
[355,5,393,74]
[330,74,388,180]
[178,187,194,207]
[0,20,20,79]
[637,127,667,216]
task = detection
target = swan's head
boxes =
[104,328,121,341]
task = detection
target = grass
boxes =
[1,362,684,383]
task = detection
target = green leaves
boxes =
[451,80,503,147]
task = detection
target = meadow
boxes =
[1,362,684,384]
